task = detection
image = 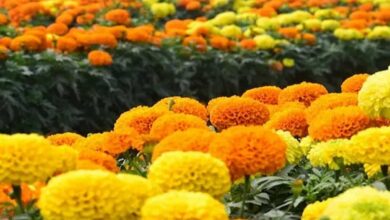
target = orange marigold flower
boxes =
[342,19,367,29]
[278,82,328,107]
[308,106,370,141]
[302,33,316,45]
[47,132,84,146]
[56,13,74,25]
[0,45,8,59]
[267,101,306,117]
[76,13,95,25]
[209,126,286,180]
[152,128,216,161]
[183,35,207,51]
[0,14,8,25]
[242,86,282,105]
[88,32,118,48]
[47,23,69,36]
[56,37,78,52]
[341,73,369,93]
[114,106,168,135]
[350,11,370,20]
[186,1,201,10]
[10,35,41,51]
[165,19,191,36]
[154,97,208,121]
[210,35,231,50]
[240,39,257,50]
[0,37,12,48]
[207,96,231,114]
[150,113,209,141]
[278,27,300,39]
[76,159,107,171]
[265,107,308,137]
[305,93,357,123]
[78,149,119,172]
[21,182,45,204]
[104,9,130,25]
[126,25,154,42]
[88,50,113,66]
[210,97,270,130]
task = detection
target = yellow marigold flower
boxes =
[364,164,381,178]
[152,128,217,161]
[39,170,159,220]
[150,113,209,141]
[334,28,364,40]
[220,25,242,38]
[242,86,281,105]
[46,132,84,146]
[54,145,78,174]
[253,34,277,50]
[358,67,390,119]
[265,107,308,137]
[209,97,270,130]
[114,106,168,135]
[276,130,303,164]
[154,97,208,121]
[209,126,286,180]
[148,151,231,198]
[308,106,370,141]
[141,191,229,220]
[346,127,390,165]
[278,82,328,107]
[300,136,317,155]
[302,199,333,220]
[305,93,357,123]
[320,187,390,220]
[0,134,76,184]
[307,139,351,170]
[341,73,370,93]
[78,149,119,172]
[151,3,176,19]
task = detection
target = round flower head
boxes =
[114,106,168,135]
[209,126,286,180]
[47,132,84,146]
[278,82,328,107]
[148,151,231,198]
[346,127,390,165]
[207,96,231,113]
[341,73,369,93]
[308,106,370,141]
[152,128,217,161]
[265,107,308,137]
[0,134,77,184]
[307,139,351,170]
[88,50,113,66]
[210,97,270,130]
[358,67,390,119]
[276,130,303,164]
[141,191,229,220]
[302,199,333,220]
[150,113,209,141]
[78,149,119,172]
[154,97,208,121]
[39,170,159,220]
[305,93,357,123]
[242,86,282,104]
[320,187,390,220]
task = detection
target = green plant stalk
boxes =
[240,175,251,218]
[11,185,25,214]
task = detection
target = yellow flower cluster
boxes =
[148,151,231,198]
[307,139,351,170]
[39,170,159,220]
[276,130,304,164]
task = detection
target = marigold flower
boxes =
[364,164,381,178]
[305,93,357,123]
[76,13,94,25]
[278,82,328,106]
[56,13,74,25]
[78,149,119,172]
[209,126,286,180]
[76,159,107,171]
[10,35,41,51]
[265,107,308,137]
[242,86,281,104]
[341,73,369,93]
[0,14,8,25]
[0,45,8,59]
[210,35,231,50]
[126,25,154,42]
[0,134,76,184]
[88,50,113,66]
[276,130,303,164]
[39,170,159,220]
[149,151,230,198]
[210,97,270,130]
[207,96,231,113]
[152,128,216,161]
[56,36,78,52]
[150,113,209,141]
[141,191,229,220]
[0,37,12,48]
[47,132,84,146]
[278,27,300,38]
[114,106,168,135]
[240,39,257,50]
[154,97,208,120]
[183,35,207,51]
[302,199,333,220]
[47,23,69,36]
[105,9,130,25]
[308,106,370,141]
[186,1,201,10]
[307,139,351,169]
[358,68,390,119]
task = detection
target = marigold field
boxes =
[1,0,390,219]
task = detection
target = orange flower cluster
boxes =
[47,132,85,146]
[242,86,282,105]
[278,82,328,107]
[153,97,208,121]
[265,107,308,137]
[341,73,370,93]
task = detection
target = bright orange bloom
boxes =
[278,82,328,107]
[342,19,367,30]
[0,13,8,25]
[76,13,95,25]
[47,23,69,36]
[154,97,208,121]
[183,35,207,51]
[88,50,113,66]
[209,126,286,180]
[210,97,270,130]
[308,106,370,141]
[56,13,74,25]
[210,35,231,50]
[126,25,154,42]
[105,9,130,25]
[78,149,119,172]
[242,86,282,105]
[10,35,41,51]
[0,37,12,48]
[341,73,369,93]
[47,132,84,146]
[186,1,201,10]
[0,45,8,59]
[265,107,308,137]
[56,37,78,53]
[279,27,300,39]
[302,33,316,45]
[240,39,256,50]
[350,11,370,20]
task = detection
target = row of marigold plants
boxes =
[1,66,390,219]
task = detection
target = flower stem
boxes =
[240,175,251,218]
[11,185,25,214]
